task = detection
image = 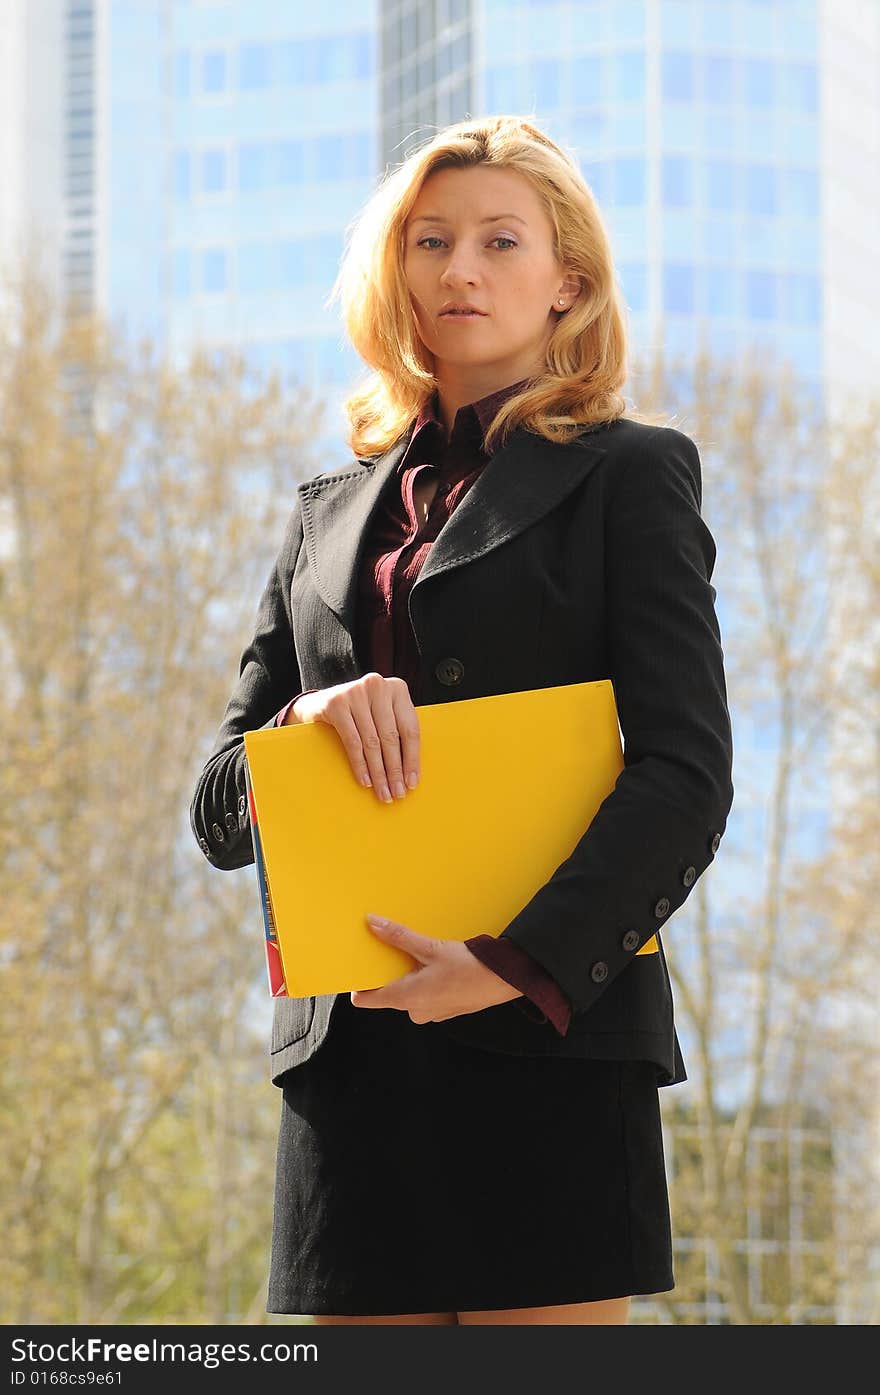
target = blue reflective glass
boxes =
[745,58,774,107]
[202,248,227,292]
[662,50,694,100]
[353,31,372,79]
[282,339,311,379]
[581,157,606,202]
[239,242,274,294]
[746,269,776,320]
[279,242,307,288]
[572,112,604,158]
[704,54,732,104]
[706,265,734,316]
[532,58,561,109]
[572,54,601,99]
[662,155,691,206]
[239,143,267,191]
[745,165,776,215]
[173,149,190,199]
[201,49,227,93]
[787,167,818,217]
[663,262,694,313]
[614,157,645,205]
[315,36,348,82]
[784,273,820,324]
[240,43,270,89]
[315,134,345,179]
[172,248,190,298]
[486,65,519,110]
[278,40,307,84]
[313,236,341,284]
[278,140,306,184]
[615,50,645,102]
[787,62,818,114]
[707,159,736,211]
[201,149,227,192]
[174,50,190,100]
[352,130,373,175]
[618,261,646,312]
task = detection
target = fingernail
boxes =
[393,780,406,799]
[380,786,392,803]
[367,914,386,925]
[407,770,419,788]
[360,771,372,787]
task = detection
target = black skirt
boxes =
[267,993,675,1317]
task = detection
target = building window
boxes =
[278,40,307,84]
[239,143,268,191]
[746,269,777,320]
[662,50,694,101]
[663,262,695,314]
[786,62,818,115]
[277,140,306,184]
[786,167,818,218]
[745,58,775,108]
[202,248,228,293]
[704,54,733,104]
[784,273,819,325]
[614,156,646,205]
[172,248,190,298]
[662,155,692,207]
[746,165,777,216]
[201,49,227,94]
[173,149,191,199]
[614,50,645,103]
[618,261,647,313]
[174,49,190,100]
[240,42,271,89]
[706,265,735,316]
[707,159,736,211]
[201,149,227,193]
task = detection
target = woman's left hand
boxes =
[352,915,521,1023]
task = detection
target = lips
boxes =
[441,309,486,316]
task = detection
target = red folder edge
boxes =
[244,762,288,997]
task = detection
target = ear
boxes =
[556,271,583,306]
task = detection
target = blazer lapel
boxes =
[298,424,609,639]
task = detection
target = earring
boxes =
[557,298,566,306]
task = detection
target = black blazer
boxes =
[190,415,734,1087]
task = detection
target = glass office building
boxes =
[92,0,879,460]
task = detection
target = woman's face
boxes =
[402,165,575,385]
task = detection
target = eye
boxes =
[414,235,518,251]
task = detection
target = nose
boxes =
[438,246,480,288]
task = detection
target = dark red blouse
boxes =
[275,378,571,1035]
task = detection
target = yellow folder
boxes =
[243,679,658,998]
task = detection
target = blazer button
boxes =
[225,812,237,833]
[682,865,696,887]
[435,657,464,686]
[710,831,721,853]
[212,822,226,842]
[621,929,641,952]
[654,896,670,918]
[238,793,247,816]
[198,838,211,857]
[590,960,609,983]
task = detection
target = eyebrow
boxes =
[409,213,529,226]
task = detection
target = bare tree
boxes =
[0,256,324,1323]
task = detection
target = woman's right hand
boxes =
[282,674,420,804]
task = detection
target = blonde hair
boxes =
[327,114,665,458]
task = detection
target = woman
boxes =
[190,115,734,1325]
